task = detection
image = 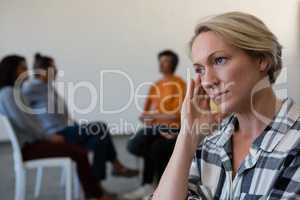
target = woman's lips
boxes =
[212,90,229,101]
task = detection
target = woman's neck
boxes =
[235,87,282,139]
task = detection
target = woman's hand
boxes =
[160,131,177,140]
[152,75,217,200]
[48,134,65,144]
[139,113,155,126]
[152,75,221,200]
[180,74,219,151]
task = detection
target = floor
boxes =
[0,136,143,200]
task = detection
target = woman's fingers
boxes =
[181,79,194,118]
[191,75,210,111]
[193,74,208,102]
[194,73,201,85]
[193,84,203,99]
[194,74,205,95]
[187,79,195,100]
[193,75,201,97]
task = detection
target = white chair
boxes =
[35,163,81,199]
[0,115,75,200]
[33,136,96,200]
[59,165,81,199]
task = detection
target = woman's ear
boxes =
[258,57,271,73]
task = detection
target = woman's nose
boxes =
[201,67,220,90]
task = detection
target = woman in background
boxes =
[0,55,114,200]
[21,53,139,183]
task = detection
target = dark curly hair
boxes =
[33,53,54,70]
[158,50,179,73]
[0,55,26,89]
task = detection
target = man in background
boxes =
[124,50,186,199]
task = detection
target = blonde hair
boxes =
[190,12,282,84]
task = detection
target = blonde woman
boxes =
[152,12,300,199]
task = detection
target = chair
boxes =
[35,163,81,199]
[57,153,94,199]
[28,135,96,200]
[0,115,76,200]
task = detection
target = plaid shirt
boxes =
[188,98,300,200]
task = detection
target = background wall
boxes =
[0,0,299,136]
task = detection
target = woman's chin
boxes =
[218,99,235,115]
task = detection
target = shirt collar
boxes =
[209,98,299,153]
[253,98,299,152]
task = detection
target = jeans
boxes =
[22,140,103,198]
[127,125,179,184]
[58,121,117,181]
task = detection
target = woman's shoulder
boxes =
[0,86,14,99]
[274,98,300,151]
[0,87,16,114]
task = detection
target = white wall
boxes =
[0,0,299,135]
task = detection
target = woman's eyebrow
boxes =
[193,50,225,66]
[207,50,226,61]
[193,63,204,68]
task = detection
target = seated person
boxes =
[124,50,186,199]
[21,53,138,184]
[153,12,300,200]
[0,55,113,200]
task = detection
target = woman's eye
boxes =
[214,57,227,65]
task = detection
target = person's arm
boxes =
[152,75,218,200]
[143,85,156,113]
[142,113,177,120]
[47,134,65,143]
[153,130,206,200]
[0,87,45,140]
[140,84,158,124]
[1,87,66,145]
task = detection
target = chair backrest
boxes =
[0,115,23,168]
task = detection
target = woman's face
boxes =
[191,31,267,114]
[16,61,28,80]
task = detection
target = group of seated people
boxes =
[0,49,188,200]
[2,11,300,200]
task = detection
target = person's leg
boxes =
[122,127,161,199]
[84,121,117,161]
[58,122,116,181]
[150,137,177,183]
[127,126,160,157]
[82,121,117,181]
[60,121,138,181]
[127,126,161,184]
[80,121,139,180]
[21,140,103,199]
